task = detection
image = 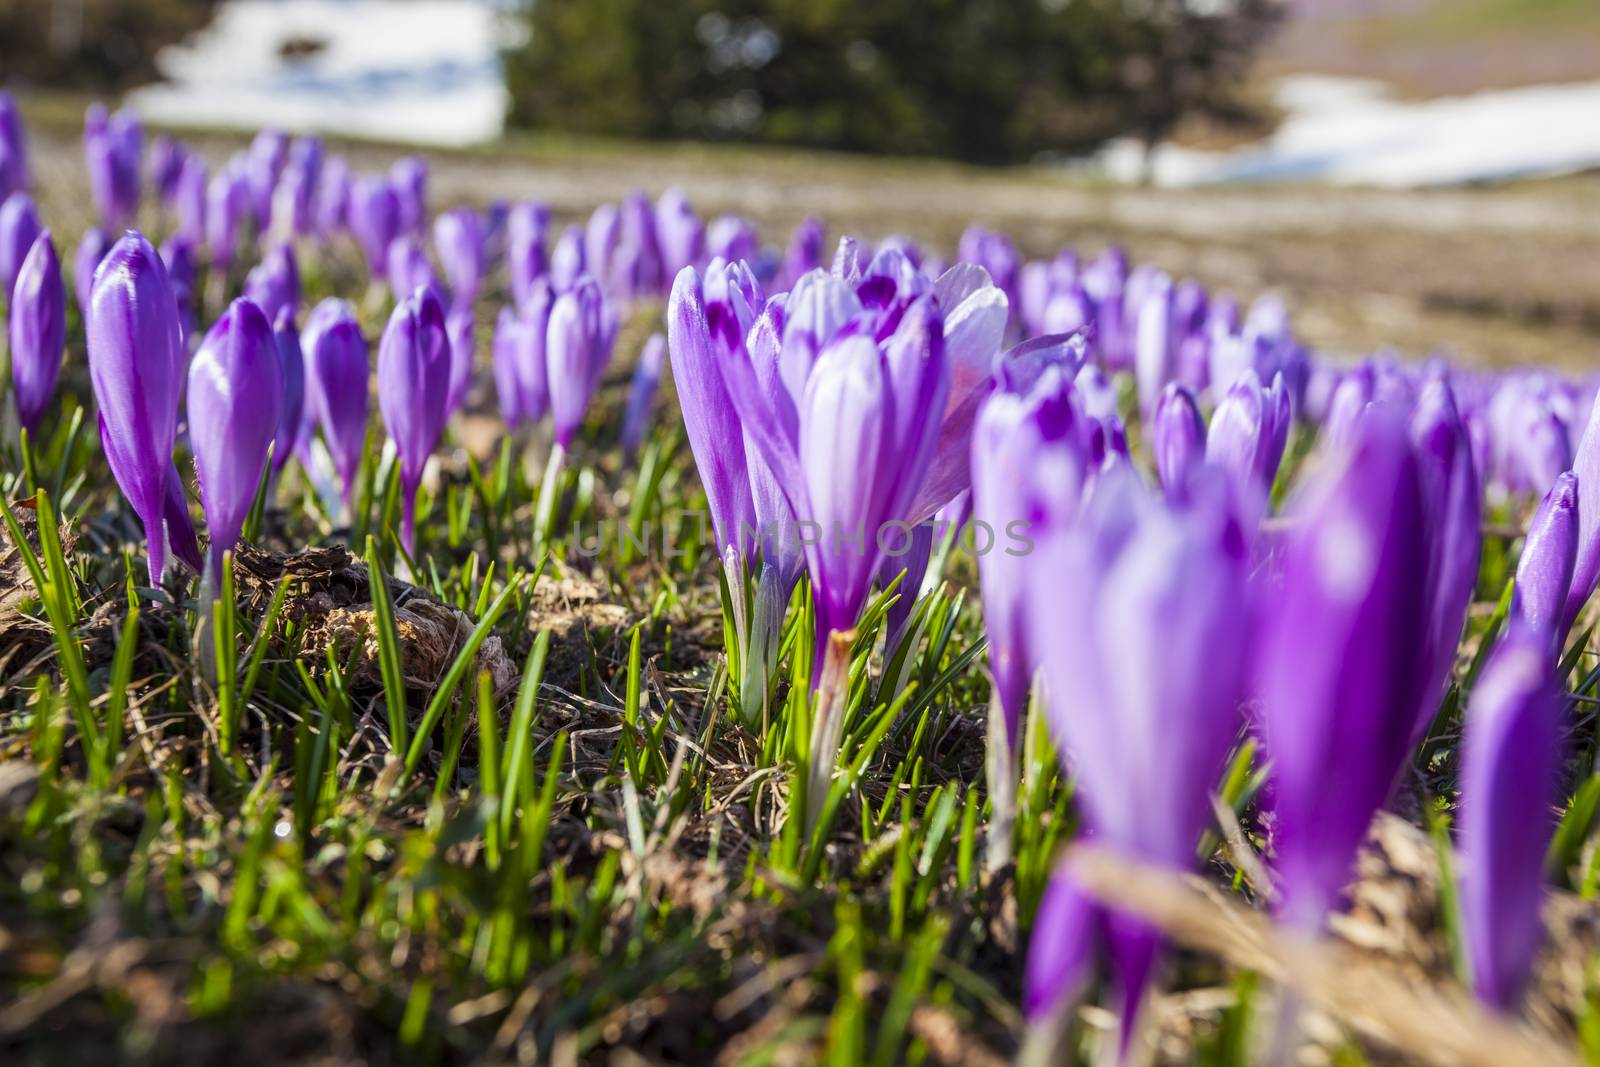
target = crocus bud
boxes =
[1257,405,1430,929]
[957,225,1020,325]
[507,201,550,307]
[206,161,252,272]
[1409,378,1482,743]
[1151,382,1206,492]
[0,91,29,197]
[245,128,289,230]
[779,217,825,289]
[390,155,428,234]
[445,306,473,417]
[549,226,585,293]
[619,190,663,296]
[85,233,189,584]
[0,191,42,299]
[348,177,400,278]
[972,341,1088,761]
[1514,471,1578,644]
[188,298,282,586]
[492,306,524,427]
[1206,369,1288,506]
[584,203,620,291]
[9,230,66,431]
[1565,392,1600,630]
[273,155,319,240]
[272,308,305,475]
[378,287,451,553]
[386,235,437,301]
[149,134,185,206]
[1134,273,1174,413]
[1459,623,1560,1012]
[620,333,666,461]
[74,227,111,314]
[174,155,208,245]
[84,106,141,231]
[667,268,759,556]
[708,214,758,268]
[546,276,616,448]
[512,284,553,425]
[243,244,300,326]
[656,188,704,276]
[315,155,351,237]
[1025,470,1251,1046]
[301,298,369,504]
[433,207,486,305]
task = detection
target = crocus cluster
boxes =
[7,95,1587,1059]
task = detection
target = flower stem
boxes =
[805,628,856,837]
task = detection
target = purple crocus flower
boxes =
[271,308,305,475]
[957,225,1020,329]
[434,207,486,305]
[549,226,586,292]
[507,283,554,427]
[584,203,620,292]
[273,153,319,240]
[1409,378,1482,743]
[1513,471,1578,645]
[348,177,401,279]
[665,265,760,562]
[545,276,616,449]
[507,201,551,308]
[206,161,252,273]
[245,128,289,231]
[84,105,141,231]
[971,337,1090,842]
[243,244,301,326]
[779,217,825,290]
[85,233,191,584]
[445,306,474,417]
[1151,382,1206,493]
[0,191,42,300]
[621,333,666,462]
[1565,393,1600,631]
[1133,273,1175,413]
[378,286,451,553]
[1458,623,1560,1012]
[708,215,759,268]
[9,230,66,431]
[301,298,370,505]
[390,156,428,235]
[174,154,208,245]
[148,135,186,206]
[315,155,352,237]
[656,188,705,276]
[386,235,438,301]
[1257,404,1430,929]
[0,91,29,198]
[618,190,663,297]
[187,298,282,587]
[1023,468,1252,1049]
[492,306,525,427]
[1205,369,1290,507]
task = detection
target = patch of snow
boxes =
[128,0,510,147]
[1094,75,1600,188]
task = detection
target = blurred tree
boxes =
[0,0,220,92]
[502,0,1282,163]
